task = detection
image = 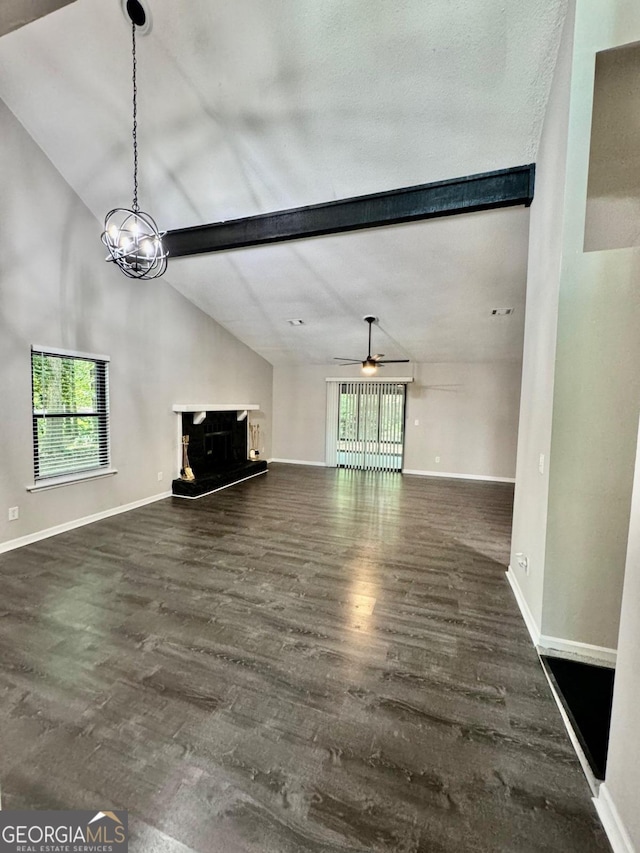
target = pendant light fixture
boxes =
[101,1,167,279]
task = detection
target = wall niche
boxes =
[584,41,640,252]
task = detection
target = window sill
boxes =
[26,468,118,492]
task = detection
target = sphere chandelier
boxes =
[102,5,167,279]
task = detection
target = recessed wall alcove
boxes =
[584,41,640,252]
[171,404,267,498]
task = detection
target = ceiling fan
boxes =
[334,316,410,375]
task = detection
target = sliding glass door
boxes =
[337,382,406,471]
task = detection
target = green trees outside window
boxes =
[31,350,110,480]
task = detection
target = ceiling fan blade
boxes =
[335,317,407,370]
[333,356,362,361]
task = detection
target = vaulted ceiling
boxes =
[0,0,567,364]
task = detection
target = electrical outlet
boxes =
[516,552,530,575]
[414,419,419,426]
[435,456,440,464]
[157,472,163,481]
[8,506,19,521]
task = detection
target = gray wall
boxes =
[604,415,640,845]
[272,361,522,480]
[509,0,574,628]
[272,365,330,464]
[541,4,640,649]
[404,362,521,479]
[0,97,272,547]
[511,0,640,652]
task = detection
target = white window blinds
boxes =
[31,346,110,481]
[328,380,407,472]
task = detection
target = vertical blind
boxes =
[31,346,110,480]
[336,381,406,472]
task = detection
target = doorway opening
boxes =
[337,382,406,471]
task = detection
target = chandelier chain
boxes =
[131,20,139,212]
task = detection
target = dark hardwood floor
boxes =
[0,464,610,852]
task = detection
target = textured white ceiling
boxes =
[169,208,530,364]
[0,0,567,364]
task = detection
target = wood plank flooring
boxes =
[0,464,610,852]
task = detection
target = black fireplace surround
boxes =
[172,410,266,498]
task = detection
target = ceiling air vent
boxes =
[492,308,514,316]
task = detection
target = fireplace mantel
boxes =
[173,404,259,412]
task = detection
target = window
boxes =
[337,381,406,471]
[31,346,110,482]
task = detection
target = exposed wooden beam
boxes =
[165,164,535,259]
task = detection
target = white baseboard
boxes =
[0,490,172,554]
[171,469,267,500]
[403,468,515,483]
[505,567,542,645]
[269,458,327,467]
[539,633,617,668]
[594,784,636,853]
[505,568,617,667]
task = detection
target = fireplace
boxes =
[171,404,267,498]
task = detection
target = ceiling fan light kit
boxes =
[102,3,167,280]
[334,316,410,375]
